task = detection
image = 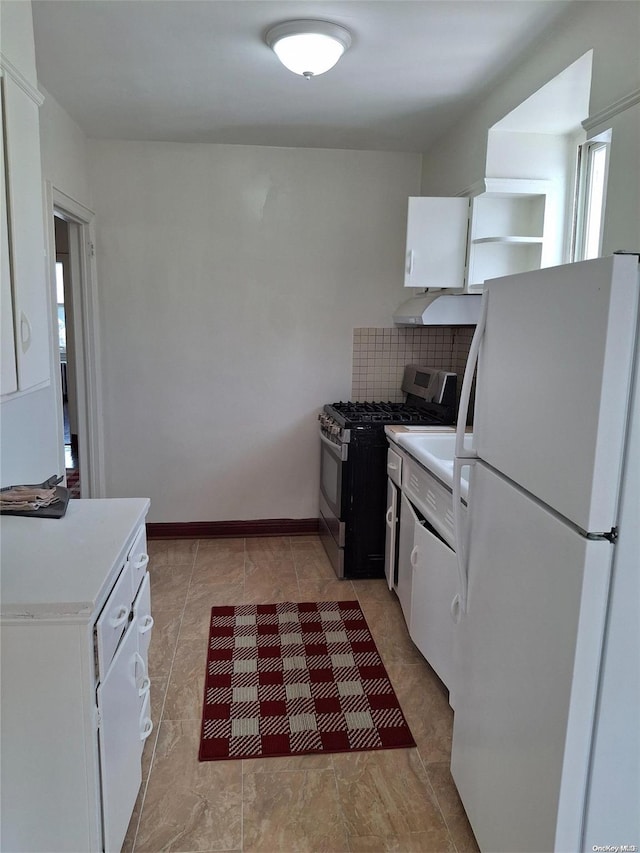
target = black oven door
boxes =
[318,431,348,577]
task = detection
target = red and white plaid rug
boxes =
[199,600,415,761]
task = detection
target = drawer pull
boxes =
[138,614,154,635]
[133,553,149,571]
[133,651,147,677]
[451,594,462,624]
[140,717,153,741]
[20,312,32,351]
[410,545,419,568]
[132,651,150,693]
[109,605,129,628]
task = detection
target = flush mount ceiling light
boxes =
[265,20,352,79]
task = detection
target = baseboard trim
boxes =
[146,518,320,539]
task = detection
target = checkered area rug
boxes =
[66,469,80,499]
[199,600,415,761]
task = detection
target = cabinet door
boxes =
[404,197,469,289]
[128,524,150,596]
[0,81,17,394]
[396,493,420,624]
[97,619,143,853]
[133,571,153,719]
[2,74,50,392]
[409,521,457,692]
[95,560,134,679]
[384,479,399,591]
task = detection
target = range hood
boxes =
[393,292,481,326]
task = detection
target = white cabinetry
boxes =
[409,520,457,691]
[396,487,457,691]
[404,196,469,289]
[0,80,17,393]
[396,493,419,624]
[384,447,403,590]
[387,439,464,695]
[0,499,152,853]
[404,178,557,293]
[0,67,50,396]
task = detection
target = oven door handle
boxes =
[319,430,348,462]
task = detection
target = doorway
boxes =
[54,217,80,495]
[48,186,104,499]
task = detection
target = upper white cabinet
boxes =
[404,196,469,289]
[0,87,17,394]
[404,178,557,293]
[0,68,51,396]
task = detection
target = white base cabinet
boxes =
[409,520,457,692]
[0,499,152,853]
[396,493,419,623]
[98,614,145,853]
[387,438,464,697]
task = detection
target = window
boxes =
[56,260,67,353]
[571,131,611,261]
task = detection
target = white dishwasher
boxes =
[395,450,465,698]
[0,498,152,853]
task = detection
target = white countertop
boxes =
[0,498,150,621]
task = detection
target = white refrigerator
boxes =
[451,254,640,853]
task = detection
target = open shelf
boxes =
[472,235,544,245]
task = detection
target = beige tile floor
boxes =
[123,535,479,853]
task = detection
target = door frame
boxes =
[45,183,105,497]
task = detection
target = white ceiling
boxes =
[32,0,573,153]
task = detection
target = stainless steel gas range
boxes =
[318,365,457,579]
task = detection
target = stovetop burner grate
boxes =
[324,400,452,428]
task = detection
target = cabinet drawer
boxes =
[127,524,149,595]
[387,447,403,488]
[96,560,134,679]
[133,571,153,665]
[138,692,153,760]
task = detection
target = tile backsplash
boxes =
[352,326,474,402]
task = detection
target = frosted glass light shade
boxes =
[266,20,352,78]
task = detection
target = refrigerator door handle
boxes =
[455,291,488,459]
[452,457,475,617]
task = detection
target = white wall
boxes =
[0,0,37,89]
[39,85,93,210]
[595,102,640,255]
[420,1,640,225]
[88,141,420,523]
[485,129,574,263]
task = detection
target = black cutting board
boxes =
[0,485,70,519]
